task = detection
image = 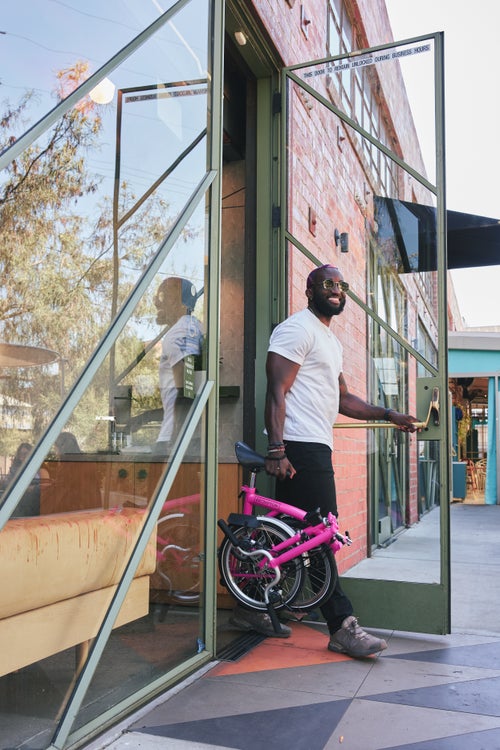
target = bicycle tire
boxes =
[275,514,338,612]
[218,516,304,611]
[285,542,337,613]
[156,512,201,604]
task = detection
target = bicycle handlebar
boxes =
[336,530,352,546]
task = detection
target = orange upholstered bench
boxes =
[0,508,155,676]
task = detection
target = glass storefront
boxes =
[1,1,451,746]
[0,1,222,747]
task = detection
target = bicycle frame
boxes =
[238,483,345,571]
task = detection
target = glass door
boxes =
[282,33,450,634]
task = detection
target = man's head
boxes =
[154,277,196,325]
[306,264,348,319]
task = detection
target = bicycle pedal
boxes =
[268,590,283,604]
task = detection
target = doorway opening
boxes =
[450,376,489,504]
[215,36,260,654]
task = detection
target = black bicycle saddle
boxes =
[234,441,266,471]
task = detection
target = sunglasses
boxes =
[317,279,349,292]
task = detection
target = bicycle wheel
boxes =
[155,512,201,604]
[285,543,337,613]
[218,516,304,611]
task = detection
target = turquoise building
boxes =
[449,331,500,505]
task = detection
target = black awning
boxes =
[374,196,500,271]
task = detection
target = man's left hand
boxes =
[388,411,419,433]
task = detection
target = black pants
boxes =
[275,441,353,633]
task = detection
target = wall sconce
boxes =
[300,4,312,38]
[337,124,346,151]
[234,30,247,46]
[308,206,317,236]
[334,228,349,253]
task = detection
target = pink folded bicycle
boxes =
[218,442,351,630]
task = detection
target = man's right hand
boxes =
[265,455,296,481]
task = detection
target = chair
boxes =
[465,459,478,491]
[475,459,487,491]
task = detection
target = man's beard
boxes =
[313,293,346,318]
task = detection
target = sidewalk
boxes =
[86,503,500,750]
[88,622,500,750]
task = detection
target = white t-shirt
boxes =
[157,314,204,442]
[158,314,203,390]
[268,308,343,450]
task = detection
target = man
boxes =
[232,264,417,656]
[153,277,204,454]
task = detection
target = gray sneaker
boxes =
[229,607,292,638]
[328,616,387,657]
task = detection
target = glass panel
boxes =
[0,0,209,446]
[346,436,440,584]
[285,37,442,589]
[4,432,206,741]
[0,248,208,748]
[0,0,212,747]
[1,3,149,133]
[72,427,206,735]
[295,38,436,183]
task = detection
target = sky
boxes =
[385,0,500,328]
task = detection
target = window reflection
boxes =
[0,29,208,446]
[0,442,50,517]
[73,427,206,735]
[152,276,204,456]
[41,432,102,514]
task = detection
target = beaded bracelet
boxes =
[384,408,394,421]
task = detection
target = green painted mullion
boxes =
[254,76,276,453]
[279,69,289,323]
[434,31,451,626]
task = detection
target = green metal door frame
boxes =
[281,33,450,634]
